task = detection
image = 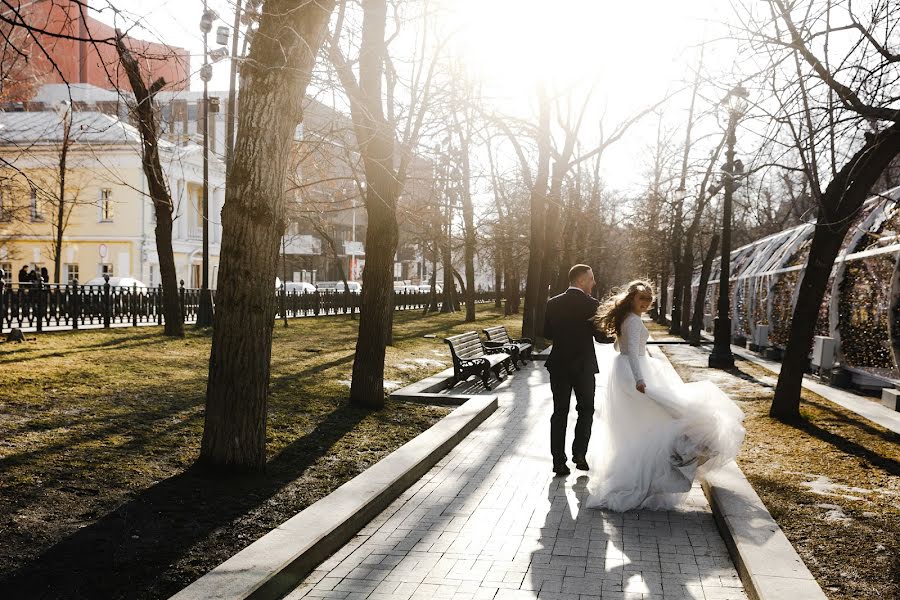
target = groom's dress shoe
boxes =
[553,463,571,476]
[574,457,589,471]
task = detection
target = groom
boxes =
[543,264,610,476]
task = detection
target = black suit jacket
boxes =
[543,288,610,375]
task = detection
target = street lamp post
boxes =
[196,4,229,327]
[708,84,748,369]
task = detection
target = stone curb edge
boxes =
[170,394,499,600]
[650,344,828,600]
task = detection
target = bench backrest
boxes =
[444,331,485,360]
[483,326,511,343]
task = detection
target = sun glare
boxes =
[452,0,725,105]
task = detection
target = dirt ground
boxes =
[649,323,899,600]
[0,305,523,599]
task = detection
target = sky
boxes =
[90,0,740,192]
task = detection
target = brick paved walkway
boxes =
[287,346,748,600]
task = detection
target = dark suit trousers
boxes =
[549,368,595,465]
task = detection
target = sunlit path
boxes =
[287,345,746,600]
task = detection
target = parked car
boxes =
[284,281,317,294]
[316,281,362,294]
[417,284,442,294]
[83,276,148,290]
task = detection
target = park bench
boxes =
[482,325,533,368]
[444,331,513,390]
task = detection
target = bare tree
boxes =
[329,0,443,407]
[201,0,337,471]
[115,33,184,337]
[736,0,900,420]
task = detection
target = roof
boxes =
[0,110,162,147]
[32,83,124,105]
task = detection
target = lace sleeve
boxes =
[622,316,645,385]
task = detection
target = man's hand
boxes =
[636,382,646,394]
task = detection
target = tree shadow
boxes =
[787,418,900,476]
[0,403,370,600]
[799,395,900,444]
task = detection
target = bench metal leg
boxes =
[480,366,492,390]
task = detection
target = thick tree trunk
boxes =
[348,0,400,409]
[352,161,399,407]
[690,233,719,344]
[536,180,562,325]
[521,93,551,340]
[772,124,900,421]
[116,35,184,337]
[202,0,335,470]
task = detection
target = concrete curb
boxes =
[702,464,827,600]
[388,367,457,399]
[170,394,498,600]
[651,343,828,600]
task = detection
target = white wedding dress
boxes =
[585,313,746,511]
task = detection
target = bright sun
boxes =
[451,0,726,106]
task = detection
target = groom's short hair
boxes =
[568,264,592,284]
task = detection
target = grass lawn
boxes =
[0,304,524,599]
[650,323,899,600]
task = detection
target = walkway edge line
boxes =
[170,394,498,600]
[650,344,828,600]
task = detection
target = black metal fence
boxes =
[0,278,496,333]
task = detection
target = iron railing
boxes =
[0,277,495,333]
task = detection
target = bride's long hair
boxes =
[593,280,655,336]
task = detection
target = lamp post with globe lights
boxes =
[709,84,749,369]
[196,3,229,327]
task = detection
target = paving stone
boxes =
[287,352,747,600]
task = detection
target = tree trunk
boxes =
[460,182,476,322]
[115,35,184,337]
[493,251,503,309]
[679,255,693,338]
[202,0,336,470]
[440,223,455,313]
[54,115,69,284]
[656,270,669,324]
[690,233,719,344]
[771,124,900,421]
[535,163,567,335]
[348,0,400,409]
[521,90,551,340]
[669,240,682,335]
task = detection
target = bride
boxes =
[584,280,745,511]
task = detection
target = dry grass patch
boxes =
[649,323,899,600]
[0,305,523,599]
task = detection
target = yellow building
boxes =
[0,109,225,288]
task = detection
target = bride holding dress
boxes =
[585,280,746,512]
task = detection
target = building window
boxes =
[30,188,43,222]
[100,189,114,222]
[0,262,11,285]
[98,263,113,278]
[64,263,79,285]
